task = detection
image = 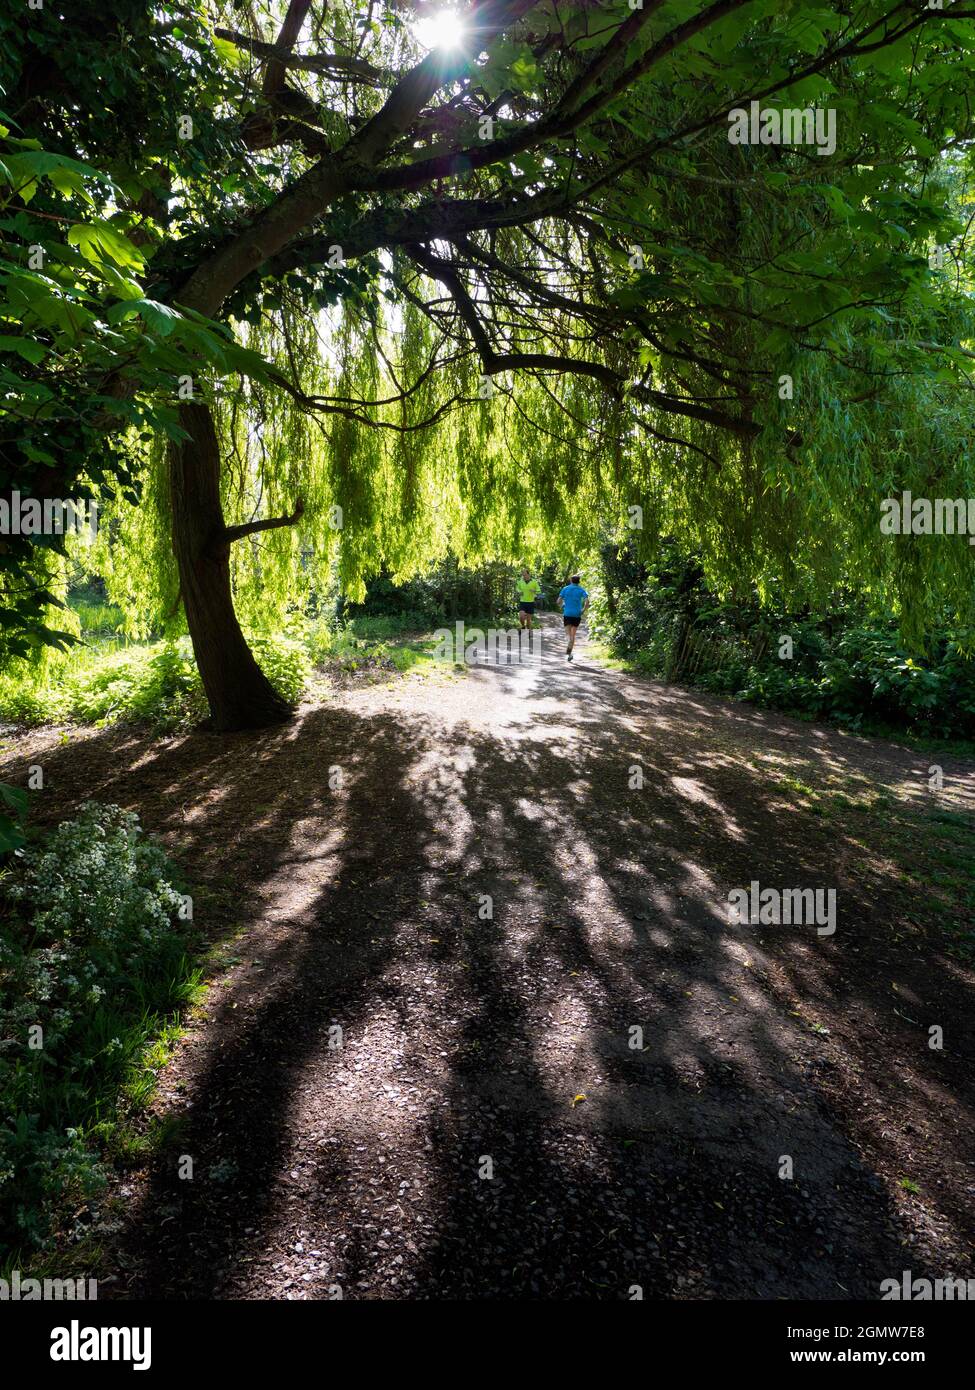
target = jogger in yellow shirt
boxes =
[516,568,541,631]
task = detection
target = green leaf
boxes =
[0,333,47,364]
[106,297,180,334]
[0,783,28,815]
[67,221,145,273]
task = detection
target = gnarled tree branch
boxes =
[214,498,305,553]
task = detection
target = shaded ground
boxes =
[2,616,974,1299]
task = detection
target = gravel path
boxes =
[4,617,973,1298]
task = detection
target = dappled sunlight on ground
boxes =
[1,615,973,1297]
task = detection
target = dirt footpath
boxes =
[3,616,974,1298]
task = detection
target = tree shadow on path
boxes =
[3,623,973,1297]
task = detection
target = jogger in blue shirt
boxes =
[557,575,589,662]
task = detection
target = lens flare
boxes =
[414,9,466,50]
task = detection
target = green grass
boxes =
[0,602,515,732]
[67,595,127,637]
[834,793,975,962]
[0,633,308,730]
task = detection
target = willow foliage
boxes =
[12,0,975,668]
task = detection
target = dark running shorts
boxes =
[563,614,581,628]
[519,601,535,614]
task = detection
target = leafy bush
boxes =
[248,634,309,703]
[0,803,196,1258]
[346,612,432,641]
[0,784,27,853]
[62,646,170,724]
[0,679,54,727]
[0,633,309,730]
[338,562,535,628]
[340,571,451,626]
[592,545,975,739]
[306,618,431,676]
[306,621,360,668]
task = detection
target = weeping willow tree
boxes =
[6,0,975,725]
[87,276,622,646]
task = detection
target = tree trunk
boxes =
[170,402,294,731]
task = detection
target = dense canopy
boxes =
[2,0,975,724]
